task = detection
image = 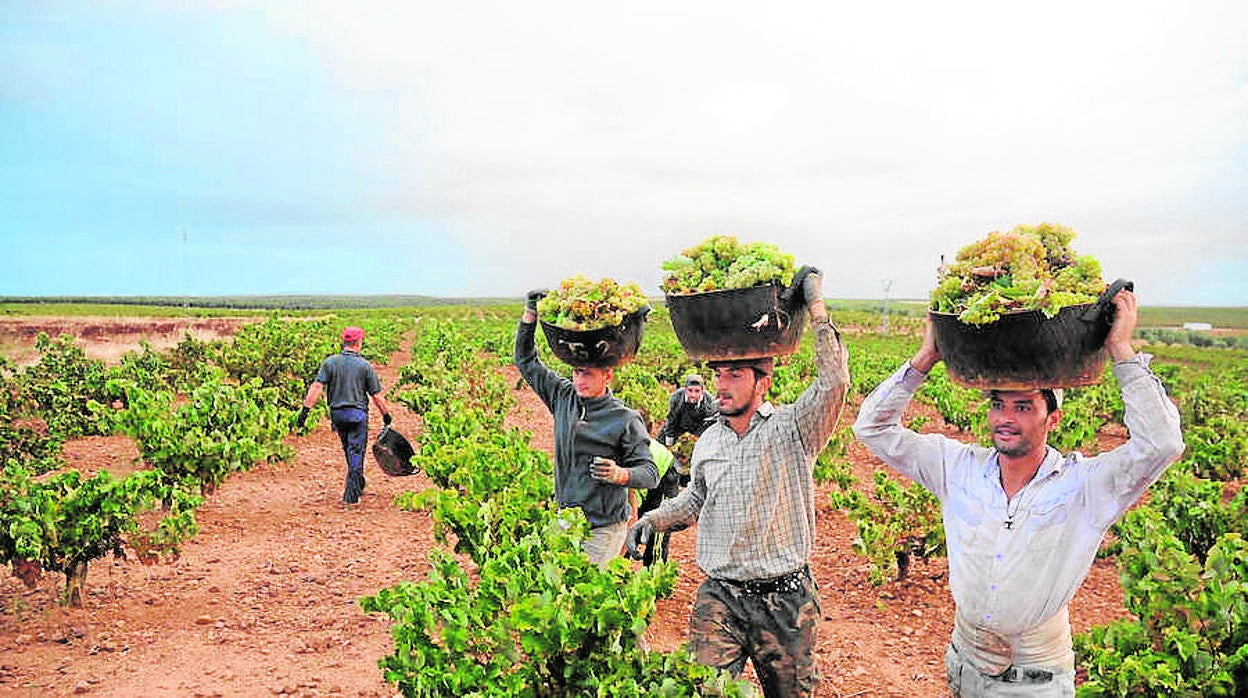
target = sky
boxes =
[2,1,1246,305]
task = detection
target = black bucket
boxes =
[372,425,417,477]
[665,280,808,361]
[931,279,1132,390]
[540,307,650,368]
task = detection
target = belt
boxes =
[716,566,809,596]
[992,666,1054,684]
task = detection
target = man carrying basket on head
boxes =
[515,290,659,567]
[853,287,1184,695]
[626,267,850,697]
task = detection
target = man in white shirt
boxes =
[853,288,1184,696]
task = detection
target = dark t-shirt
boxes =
[314,351,382,411]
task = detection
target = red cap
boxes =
[341,326,365,343]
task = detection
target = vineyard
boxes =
[0,305,1245,696]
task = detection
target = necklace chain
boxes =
[1004,493,1023,530]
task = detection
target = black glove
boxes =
[382,412,393,426]
[792,265,822,304]
[625,518,654,561]
[659,467,683,499]
[295,406,309,430]
[525,289,549,312]
[780,265,820,305]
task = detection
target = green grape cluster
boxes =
[931,223,1105,325]
[661,235,797,294]
[537,275,649,331]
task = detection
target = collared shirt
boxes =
[853,354,1184,663]
[645,320,849,581]
[315,349,383,411]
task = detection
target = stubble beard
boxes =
[993,432,1036,458]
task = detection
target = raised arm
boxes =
[514,289,565,409]
[909,315,942,374]
[852,320,964,499]
[792,268,850,454]
[1081,288,1185,525]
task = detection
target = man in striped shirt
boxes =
[626,269,850,697]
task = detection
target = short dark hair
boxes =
[1040,389,1060,414]
[986,388,1062,414]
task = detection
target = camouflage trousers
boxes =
[689,568,820,697]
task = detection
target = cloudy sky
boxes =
[3,1,1246,305]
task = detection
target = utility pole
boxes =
[880,279,893,334]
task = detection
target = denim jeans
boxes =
[331,407,368,503]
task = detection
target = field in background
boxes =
[5,297,1246,331]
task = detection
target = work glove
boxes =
[624,518,654,561]
[382,412,393,426]
[590,456,630,486]
[791,265,822,306]
[525,289,549,312]
[659,468,683,500]
[295,406,309,430]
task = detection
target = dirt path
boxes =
[0,334,433,697]
[0,321,1132,697]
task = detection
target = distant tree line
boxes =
[1137,327,1248,350]
[0,295,512,310]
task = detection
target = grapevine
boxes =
[930,223,1106,325]
[376,316,757,696]
[661,235,797,294]
[537,275,649,331]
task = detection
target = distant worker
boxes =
[515,290,659,566]
[853,288,1185,695]
[296,326,392,506]
[656,373,718,447]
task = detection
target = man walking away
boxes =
[297,326,393,506]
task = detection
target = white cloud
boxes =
[270,1,1247,301]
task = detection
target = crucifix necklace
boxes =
[1003,494,1022,530]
